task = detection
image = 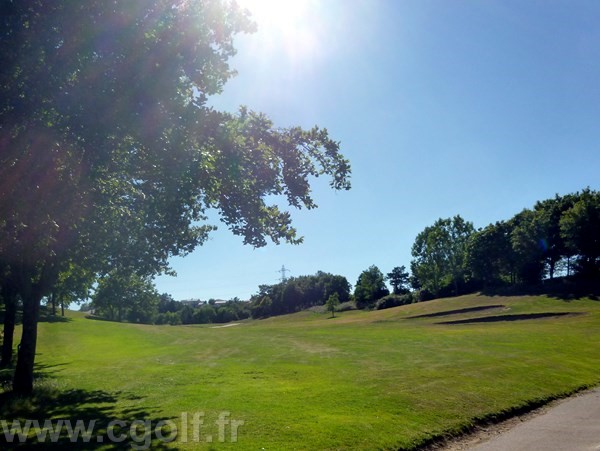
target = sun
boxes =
[236,0,311,28]
[234,0,323,66]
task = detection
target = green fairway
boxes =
[2,294,600,449]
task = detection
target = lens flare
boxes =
[234,0,324,68]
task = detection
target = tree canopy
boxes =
[410,216,474,297]
[326,292,340,318]
[0,0,350,393]
[249,271,351,318]
[386,266,410,295]
[92,270,160,324]
[465,189,599,289]
[560,189,600,279]
[354,265,389,309]
[412,191,599,298]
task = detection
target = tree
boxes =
[193,306,217,324]
[467,221,515,286]
[445,215,475,294]
[560,189,600,279]
[180,304,195,325]
[158,293,179,314]
[386,266,410,294]
[49,264,95,316]
[0,271,19,367]
[354,265,389,309]
[466,190,599,288]
[214,306,237,323]
[278,281,303,314]
[251,295,273,319]
[0,1,351,393]
[411,222,449,296]
[325,293,340,318]
[248,272,351,319]
[411,216,474,296]
[509,210,546,284]
[533,194,577,279]
[92,271,159,324]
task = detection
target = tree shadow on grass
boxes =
[0,307,71,325]
[479,278,600,302]
[437,312,585,325]
[0,368,14,387]
[83,315,119,323]
[38,314,72,324]
[406,305,506,319]
[0,366,178,449]
[0,360,68,385]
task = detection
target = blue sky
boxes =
[155,0,600,300]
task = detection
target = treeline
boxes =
[88,270,252,325]
[155,296,251,325]
[88,271,250,325]
[84,188,600,324]
[88,270,351,324]
[411,188,600,299]
[250,272,351,318]
[247,265,413,318]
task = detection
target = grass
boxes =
[1,293,599,449]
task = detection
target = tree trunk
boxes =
[11,259,57,394]
[1,293,17,368]
[61,300,65,316]
[51,292,56,315]
[13,294,41,394]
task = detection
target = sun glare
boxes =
[237,0,310,27]
[235,0,323,66]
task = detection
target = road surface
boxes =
[440,387,600,450]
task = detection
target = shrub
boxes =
[375,294,413,310]
[416,289,435,302]
[337,301,357,312]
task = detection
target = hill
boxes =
[2,294,599,449]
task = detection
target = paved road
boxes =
[468,387,600,450]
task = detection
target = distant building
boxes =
[180,298,205,308]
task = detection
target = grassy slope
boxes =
[5,294,600,449]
